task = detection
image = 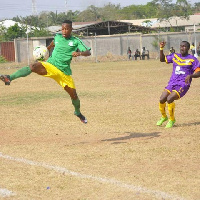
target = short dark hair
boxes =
[182,41,190,49]
[62,20,72,25]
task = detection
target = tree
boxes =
[193,2,200,13]
[0,24,7,42]
[173,0,192,18]
[57,11,80,23]
[6,1,198,33]
[120,2,157,20]
[150,0,192,32]
[28,27,52,37]
[5,23,27,41]
[75,5,101,22]
[99,3,121,21]
[151,0,174,19]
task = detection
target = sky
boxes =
[0,0,199,20]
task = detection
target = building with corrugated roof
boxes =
[120,14,200,32]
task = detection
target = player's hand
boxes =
[160,41,166,48]
[72,52,81,57]
[185,75,192,85]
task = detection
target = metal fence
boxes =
[0,41,15,61]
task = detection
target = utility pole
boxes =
[65,0,68,15]
[32,0,37,16]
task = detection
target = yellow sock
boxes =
[168,102,175,121]
[159,102,167,118]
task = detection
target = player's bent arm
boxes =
[185,69,200,84]
[72,50,91,57]
[47,41,55,51]
[80,50,91,57]
[191,70,200,78]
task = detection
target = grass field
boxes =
[0,60,200,200]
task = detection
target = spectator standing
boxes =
[127,47,132,60]
[190,42,195,56]
[197,42,200,56]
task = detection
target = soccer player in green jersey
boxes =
[0,20,91,124]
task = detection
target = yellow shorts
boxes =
[40,61,75,89]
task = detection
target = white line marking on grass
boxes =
[0,187,15,197]
[0,152,186,200]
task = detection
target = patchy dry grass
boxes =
[0,59,200,200]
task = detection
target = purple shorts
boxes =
[165,82,190,98]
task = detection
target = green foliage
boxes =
[0,22,52,41]
[75,5,101,22]
[0,55,7,63]
[99,3,122,21]
[5,23,27,41]
[9,0,197,24]
[174,0,193,18]
[122,5,154,19]
[193,2,200,13]
[0,0,197,41]
[0,25,7,41]
[152,0,192,21]
[28,27,52,37]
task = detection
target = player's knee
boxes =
[159,96,167,104]
[30,62,47,75]
[166,97,174,104]
[160,99,166,104]
[30,63,38,72]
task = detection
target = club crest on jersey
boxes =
[185,60,190,64]
[68,41,74,46]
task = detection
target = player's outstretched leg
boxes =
[0,66,32,85]
[0,75,11,85]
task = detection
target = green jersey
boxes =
[47,34,91,75]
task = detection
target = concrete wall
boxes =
[14,31,200,63]
[14,37,52,63]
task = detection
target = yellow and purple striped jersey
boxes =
[165,53,200,85]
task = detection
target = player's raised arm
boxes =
[160,41,166,62]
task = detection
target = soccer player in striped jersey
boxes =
[0,20,91,124]
[157,41,200,128]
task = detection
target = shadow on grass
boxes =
[175,121,200,127]
[101,132,161,143]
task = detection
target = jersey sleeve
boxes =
[194,67,200,73]
[75,37,91,52]
[165,53,174,64]
[53,34,60,43]
[192,57,200,72]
